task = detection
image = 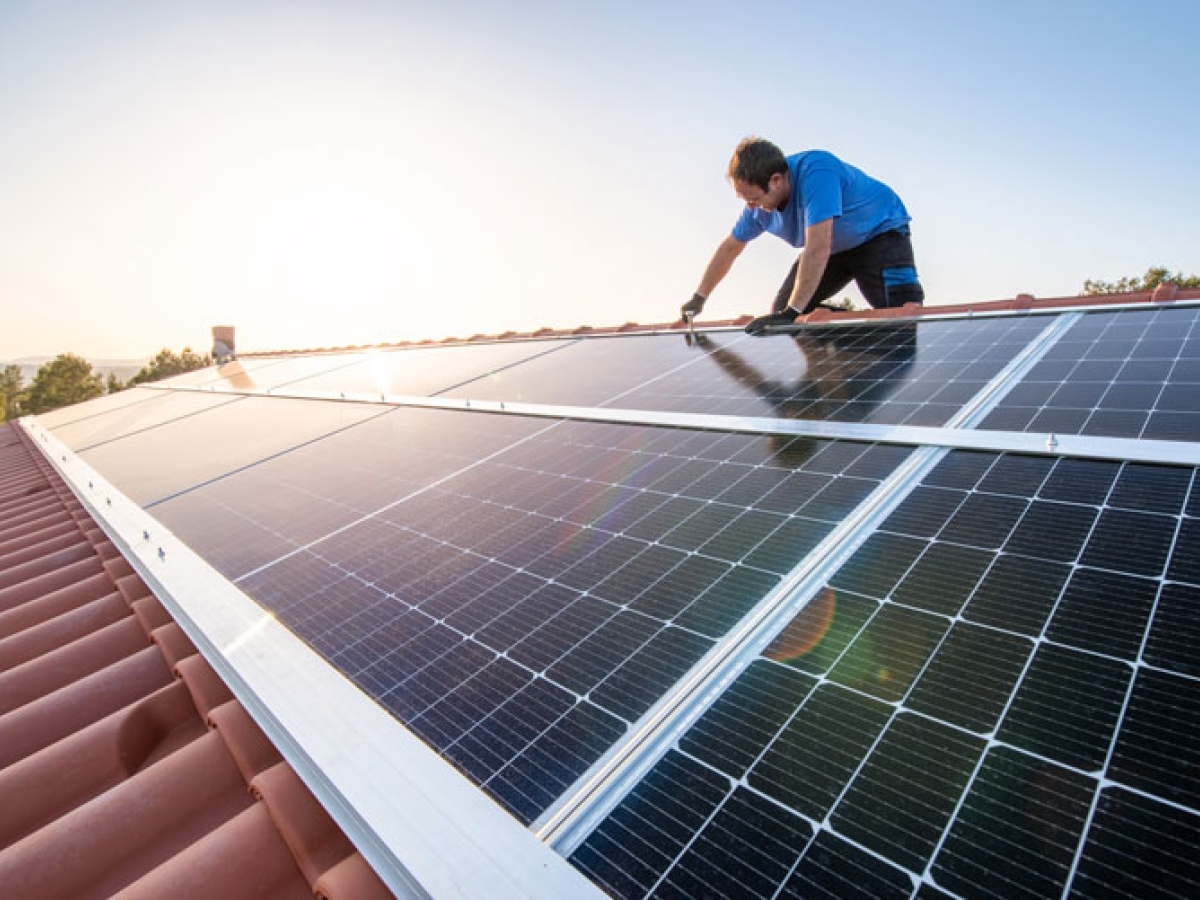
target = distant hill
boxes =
[2,356,146,385]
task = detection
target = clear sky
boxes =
[2,0,1198,360]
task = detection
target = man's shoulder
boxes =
[790,149,844,172]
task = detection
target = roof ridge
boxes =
[234,287,1200,358]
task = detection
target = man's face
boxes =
[734,172,789,212]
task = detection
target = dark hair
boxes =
[727,137,787,190]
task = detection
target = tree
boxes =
[22,354,105,415]
[1,364,24,423]
[129,347,212,385]
[1083,266,1200,295]
[106,372,128,394]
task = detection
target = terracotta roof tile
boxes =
[233,287,1200,358]
[0,423,391,899]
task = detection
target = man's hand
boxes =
[681,293,706,322]
[744,306,799,335]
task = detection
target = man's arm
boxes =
[682,234,746,321]
[743,218,834,335]
[785,217,834,313]
[696,234,746,299]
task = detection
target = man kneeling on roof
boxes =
[681,137,924,335]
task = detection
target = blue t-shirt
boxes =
[732,150,910,254]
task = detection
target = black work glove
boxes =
[744,306,799,335]
[680,293,706,322]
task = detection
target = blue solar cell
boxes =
[996,643,1131,770]
[678,660,817,778]
[932,746,1097,898]
[749,683,892,820]
[441,318,1046,426]
[1071,787,1200,898]
[1144,583,1200,675]
[830,713,986,871]
[656,787,812,898]
[579,448,1200,896]
[570,751,730,898]
[1107,668,1200,807]
[985,306,1200,441]
[781,829,912,899]
[905,623,1033,732]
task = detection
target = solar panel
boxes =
[171,351,377,391]
[149,406,912,822]
[156,355,305,388]
[50,390,243,452]
[148,406,553,576]
[31,385,199,431]
[572,448,1200,897]
[280,339,577,397]
[31,304,1200,897]
[982,306,1200,440]
[74,396,388,506]
[442,318,1050,425]
[617,318,1052,427]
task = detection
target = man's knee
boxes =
[880,266,923,308]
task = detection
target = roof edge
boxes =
[233,287,1200,358]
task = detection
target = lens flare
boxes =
[764,587,837,662]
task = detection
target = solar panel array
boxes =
[39,305,1200,898]
[572,449,1200,898]
[982,305,1200,441]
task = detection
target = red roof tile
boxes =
[238,287,1200,358]
[0,423,391,899]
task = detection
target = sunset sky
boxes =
[2,0,1198,361]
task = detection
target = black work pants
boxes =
[773,228,924,313]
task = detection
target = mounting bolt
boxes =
[1046,433,1058,450]
[158,547,166,560]
[143,530,151,541]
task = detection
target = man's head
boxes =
[727,137,789,212]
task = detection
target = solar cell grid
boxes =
[150,404,910,824]
[191,351,372,392]
[150,406,553,578]
[45,388,237,449]
[654,786,812,900]
[435,317,1049,426]
[153,354,299,388]
[1107,668,1200,807]
[931,746,1097,898]
[1070,787,1200,899]
[1143,583,1200,675]
[780,829,913,899]
[575,449,1200,897]
[72,395,392,507]
[45,308,1200,896]
[830,713,986,871]
[279,339,575,397]
[984,305,1200,440]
